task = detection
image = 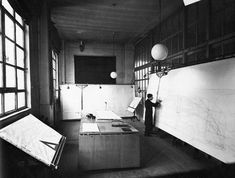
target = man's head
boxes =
[147,93,153,100]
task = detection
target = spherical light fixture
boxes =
[151,44,168,61]
[110,71,117,79]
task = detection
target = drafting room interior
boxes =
[0,0,235,178]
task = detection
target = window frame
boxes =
[51,50,59,100]
[0,0,29,119]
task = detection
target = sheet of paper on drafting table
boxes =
[0,114,62,166]
[82,123,99,132]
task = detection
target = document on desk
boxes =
[81,123,99,132]
[96,110,122,120]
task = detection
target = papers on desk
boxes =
[81,123,99,132]
[96,110,122,120]
[111,121,130,127]
[80,122,139,134]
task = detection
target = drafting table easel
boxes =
[127,97,142,121]
[0,114,66,170]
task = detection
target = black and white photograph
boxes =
[0,0,235,177]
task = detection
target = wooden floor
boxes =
[51,119,235,178]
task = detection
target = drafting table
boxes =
[0,114,66,169]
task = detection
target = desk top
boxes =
[80,120,139,134]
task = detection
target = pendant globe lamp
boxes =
[151,0,168,61]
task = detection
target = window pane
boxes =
[16,24,24,47]
[0,35,2,61]
[135,71,137,79]
[53,60,56,69]
[52,51,55,59]
[17,92,25,108]
[0,94,2,114]
[6,65,16,87]
[0,63,3,87]
[5,38,15,65]
[0,9,2,32]
[16,47,24,67]
[53,79,56,90]
[4,93,15,112]
[15,12,23,25]
[2,0,13,15]
[53,69,56,80]
[17,69,25,89]
[1,1,28,117]
[5,15,14,40]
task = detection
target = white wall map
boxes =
[147,58,235,163]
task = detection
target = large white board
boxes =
[60,84,134,119]
[60,85,82,120]
[147,58,235,163]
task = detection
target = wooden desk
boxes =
[78,120,140,170]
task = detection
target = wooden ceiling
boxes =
[49,0,183,44]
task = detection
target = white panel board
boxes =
[145,75,161,122]
[60,85,83,120]
[0,114,63,166]
[83,85,134,117]
[60,84,134,119]
[183,0,201,6]
[127,97,142,113]
[147,74,160,102]
[147,58,235,163]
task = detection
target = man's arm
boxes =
[153,99,162,107]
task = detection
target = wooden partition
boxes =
[147,58,235,163]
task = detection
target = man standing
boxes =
[144,93,161,136]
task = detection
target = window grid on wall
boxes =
[0,0,28,118]
[134,68,149,102]
[134,36,152,68]
[135,0,235,72]
[134,0,235,104]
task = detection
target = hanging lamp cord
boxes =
[159,0,161,41]
[112,32,115,56]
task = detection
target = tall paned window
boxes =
[52,50,59,100]
[0,0,28,118]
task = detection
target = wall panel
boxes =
[60,84,134,120]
